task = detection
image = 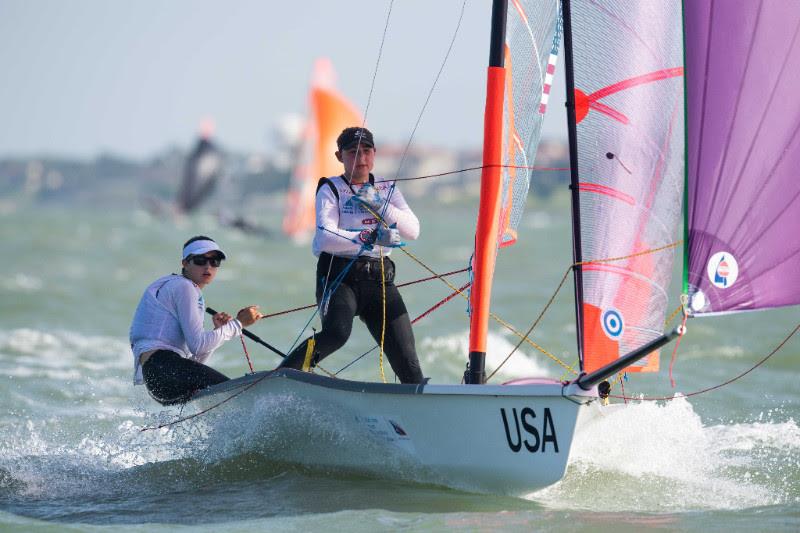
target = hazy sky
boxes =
[0,0,566,159]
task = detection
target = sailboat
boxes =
[141,119,226,219]
[283,58,364,242]
[177,0,798,495]
[176,119,224,214]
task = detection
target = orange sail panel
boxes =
[283,59,363,240]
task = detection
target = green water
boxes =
[1,199,798,531]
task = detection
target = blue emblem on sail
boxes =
[601,308,624,340]
[714,255,729,287]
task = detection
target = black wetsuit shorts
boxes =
[142,350,229,405]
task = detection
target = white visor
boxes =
[182,239,226,260]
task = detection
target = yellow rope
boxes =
[378,247,387,383]
[664,302,685,327]
[486,266,578,381]
[400,247,470,301]
[576,240,682,266]
[489,241,684,379]
[314,364,337,378]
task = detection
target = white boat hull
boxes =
[189,370,599,495]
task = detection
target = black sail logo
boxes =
[500,407,559,453]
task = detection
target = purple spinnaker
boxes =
[684,0,800,315]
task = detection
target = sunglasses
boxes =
[188,256,222,267]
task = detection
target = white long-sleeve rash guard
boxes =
[129,274,242,384]
[312,175,420,258]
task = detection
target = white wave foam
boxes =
[0,328,129,371]
[0,412,204,499]
[531,398,796,511]
[2,273,43,292]
[419,330,554,382]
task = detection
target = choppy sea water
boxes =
[2,198,798,531]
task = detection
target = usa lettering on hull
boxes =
[500,407,559,453]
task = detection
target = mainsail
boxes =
[566,1,685,373]
[283,58,363,241]
[684,1,800,316]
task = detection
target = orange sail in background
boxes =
[283,58,363,241]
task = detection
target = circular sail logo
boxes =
[601,308,624,340]
[707,251,738,289]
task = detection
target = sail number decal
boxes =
[500,407,559,453]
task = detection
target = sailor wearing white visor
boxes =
[129,235,261,404]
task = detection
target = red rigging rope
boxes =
[258,267,470,320]
[611,321,800,402]
[239,334,254,373]
[380,164,569,183]
[668,309,689,388]
[412,282,471,325]
[335,279,472,375]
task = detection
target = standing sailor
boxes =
[130,236,262,404]
[278,127,424,384]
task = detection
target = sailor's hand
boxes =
[236,305,262,327]
[353,183,383,212]
[374,224,404,248]
[357,229,377,249]
[212,311,232,329]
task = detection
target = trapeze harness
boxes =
[278,175,424,384]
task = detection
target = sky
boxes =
[0,0,567,159]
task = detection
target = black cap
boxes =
[336,127,375,151]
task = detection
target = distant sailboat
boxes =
[176,118,224,214]
[282,58,363,242]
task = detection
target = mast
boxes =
[467,0,508,385]
[560,0,586,369]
